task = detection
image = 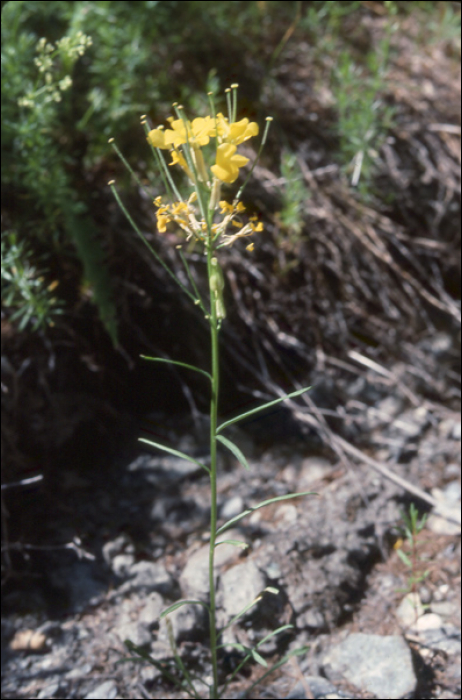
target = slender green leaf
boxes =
[416,513,428,532]
[220,594,264,633]
[121,640,195,697]
[220,625,295,694]
[220,587,279,634]
[403,527,413,542]
[256,624,294,647]
[140,355,212,382]
[164,616,201,699]
[138,438,210,474]
[396,549,412,568]
[242,646,310,697]
[216,386,311,433]
[215,539,249,550]
[216,642,247,652]
[216,491,317,536]
[160,599,210,618]
[251,649,268,667]
[216,435,250,470]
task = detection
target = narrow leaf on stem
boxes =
[140,355,212,382]
[216,491,317,536]
[216,386,311,433]
[216,434,250,470]
[138,438,210,474]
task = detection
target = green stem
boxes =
[207,242,220,699]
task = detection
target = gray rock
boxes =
[102,533,134,565]
[118,560,173,595]
[285,675,338,699]
[298,457,333,487]
[395,593,425,627]
[179,530,242,600]
[442,480,462,503]
[452,420,461,440]
[418,624,461,655]
[114,594,161,648]
[37,683,62,699]
[367,396,403,429]
[430,600,460,620]
[112,553,136,577]
[66,662,93,679]
[220,495,245,520]
[422,332,453,358]
[391,407,429,441]
[138,591,164,627]
[219,559,266,620]
[322,633,416,699]
[159,601,207,643]
[84,679,118,699]
[115,616,152,648]
[439,418,461,440]
[128,453,204,484]
[427,491,462,535]
[445,462,461,478]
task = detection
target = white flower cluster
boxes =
[19,32,92,108]
[56,31,93,60]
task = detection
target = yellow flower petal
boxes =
[170,149,194,181]
[211,143,249,184]
[191,116,216,146]
[162,116,216,149]
[219,200,234,214]
[215,113,259,145]
[156,211,171,233]
[147,128,169,149]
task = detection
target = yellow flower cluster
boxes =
[217,201,263,250]
[144,86,269,250]
[153,193,263,250]
[147,112,258,185]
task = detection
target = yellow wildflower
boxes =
[147,127,168,149]
[211,143,249,184]
[156,207,172,233]
[170,149,194,181]
[219,200,234,214]
[165,115,216,149]
[215,113,259,145]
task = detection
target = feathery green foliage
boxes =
[2,6,118,342]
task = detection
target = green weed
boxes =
[1,231,62,331]
[111,85,315,699]
[332,33,396,194]
[395,503,430,604]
